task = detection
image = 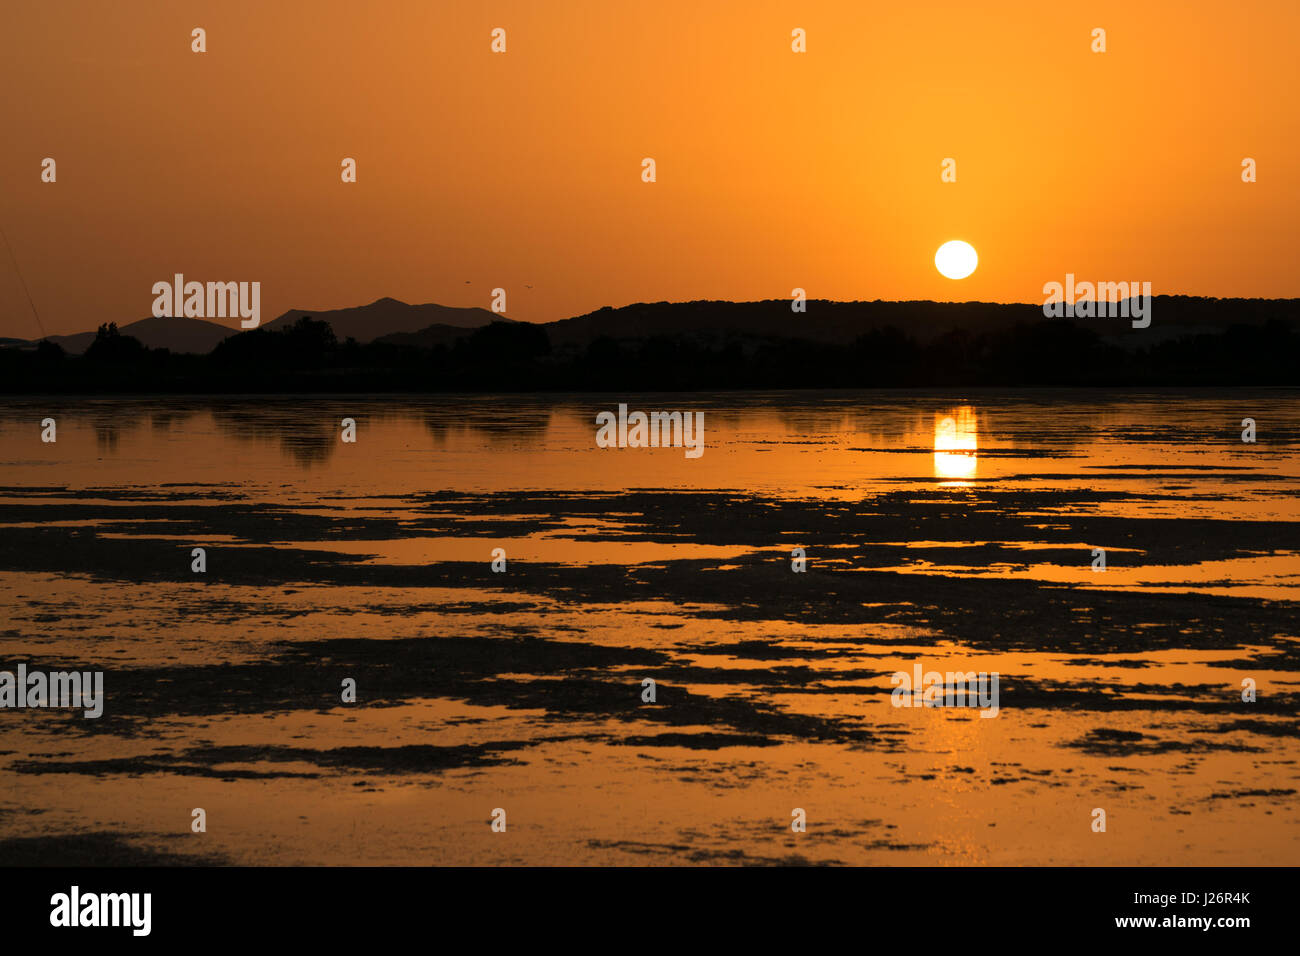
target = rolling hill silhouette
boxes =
[37,316,235,355]
[24,298,506,353]
[263,297,505,343]
[538,297,1299,349]
[22,295,1295,355]
[542,299,1041,347]
[4,295,1296,392]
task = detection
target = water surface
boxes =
[1,390,1296,865]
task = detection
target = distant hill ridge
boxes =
[541,296,1300,348]
[264,297,505,343]
[14,294,1299,354]
[28,298,506,354]
[35,315,235,355]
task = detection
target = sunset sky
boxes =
[0,0,1296,339]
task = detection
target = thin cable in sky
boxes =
[0,213,46,340]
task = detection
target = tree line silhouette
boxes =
[2,312,1297,392]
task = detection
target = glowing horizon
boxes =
[0,0,1296,339]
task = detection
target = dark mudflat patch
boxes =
[1199,719,1300,738]
[12,740,538,779]
[611,732,777,750]
[1065,728,1262,756]
[8,633,890,750]
[2,485,1297,670]
[0,832,225,866]
[1206,788,1297,801]
[584,839,844,866]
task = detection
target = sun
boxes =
[935,240,978,280]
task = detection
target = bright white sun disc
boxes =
[935,240,978,280]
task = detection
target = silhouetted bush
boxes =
[84,323,146,363]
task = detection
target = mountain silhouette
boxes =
[373,323,499,349]
[37,315,235,354]
[26,295,1293,356]
[5,295,1296,392]
[22,297,507,352]
[263,297,505,343]
[543,299,1040,347]
[538,297,1298,349]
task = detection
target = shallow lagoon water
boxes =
[0,390,1297,865]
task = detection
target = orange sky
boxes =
[0,0,1296,338]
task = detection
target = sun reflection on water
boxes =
[934,407,978,482]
